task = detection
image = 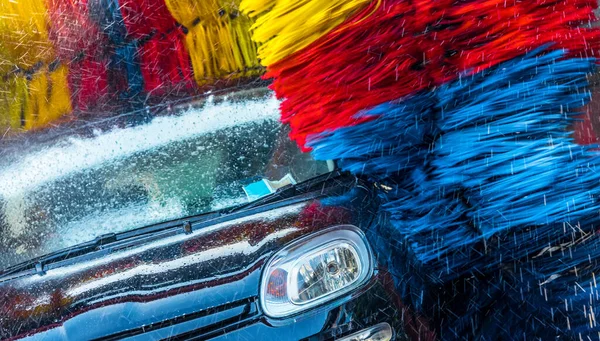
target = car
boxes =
[0,87,431,340]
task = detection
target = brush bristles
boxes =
[164,0,262,85]
[246,0,600,150]
[0,0,55,69]
[47,0,103,62]
[310,48,600,338]
[21,65,73,130]
[241,0,371,66]
[0,76,28,131]
[243,0,600,335]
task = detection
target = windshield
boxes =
[0,89,331,270]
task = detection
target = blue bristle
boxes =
[434,50,599,235]
[308,92,436,180]
[89,0,128,45]
[90,0,144,97]
[309,48,600,337]
[114,42,144,97]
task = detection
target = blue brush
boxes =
[90,0,144,97]
[310,47,600,338]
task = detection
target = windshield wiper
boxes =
[0,209,221,280]
[0,233,120,279]
[0,170,346,281]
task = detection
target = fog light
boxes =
[260,225,373,318]
[339,323,393,341]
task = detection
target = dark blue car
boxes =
[0,88,429,340]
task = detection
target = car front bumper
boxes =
[128,272,418,341]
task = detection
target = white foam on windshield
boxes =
[0,94,280,199]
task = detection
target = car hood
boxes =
[0,183,374,340]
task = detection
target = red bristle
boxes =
[439,0,600,74]
[119,0,177,39]
[266,0,445,150]
[138,30,194,95]
[68,49,110,111]
[46,0,103,61]
[119,0,195,94]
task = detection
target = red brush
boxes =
[137,29,194,94]
[267,0,600,150]
[68,47,110,111]
[46,0,103,61]
[439,0,600,74]
[120,0,194,94]
[46,0,110,111]
[266,0,441,149]
[120,0,176,38]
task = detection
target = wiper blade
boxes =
[0,233,118,279]
[0,170,346,280]
[0,211,221,280]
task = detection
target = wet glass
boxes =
[0,90,331,270]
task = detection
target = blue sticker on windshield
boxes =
[243,174,297,201]
[243,180,274,201]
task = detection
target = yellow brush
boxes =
[23,65,72,130]
[240,0,371,66]
[0,0,72,133]
[0,75,28,133]
[0,0,55,70]
[165,0,261,86]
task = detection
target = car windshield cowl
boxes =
[0,169,346,281]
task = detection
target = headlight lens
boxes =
[260,225,373,318]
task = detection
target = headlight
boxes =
[260,225,373,318]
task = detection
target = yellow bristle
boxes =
[0,75,28,134]
[0,0,55,70]
[164,0,261,86]
[240,0,371,66]
[23,65,72,130]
